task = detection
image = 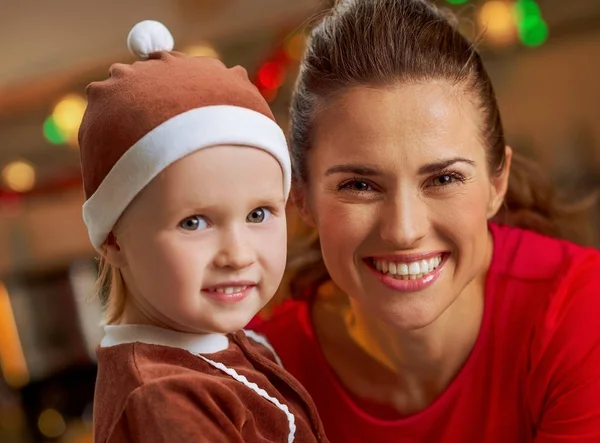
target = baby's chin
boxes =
[185,312,259,335]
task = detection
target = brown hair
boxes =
[285,0,595,300]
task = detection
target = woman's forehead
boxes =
[310,83,484,168]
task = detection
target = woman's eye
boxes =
[339,180,373,192]
[246,207,272,224]
[179,215,209,231]
[432,174,455,186]
[429,172,467,188]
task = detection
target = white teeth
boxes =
[372,255,444,280]
[212,286,246,294]
[398,263,409,275]
[408,262,420,275]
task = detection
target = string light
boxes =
[43,94,86,147]
[257,61,286,90]
[284,33,306,61]
[1,160,36,193]
[43,116,68,145]
[477,1,517,46]
[514,0,549,47]
[53,94,86,134]
[38,409,66,439]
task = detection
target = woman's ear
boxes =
[103,232,128,268]
[291,185,316,227]
[487,145,513,219]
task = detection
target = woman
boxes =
[253,0,600,441]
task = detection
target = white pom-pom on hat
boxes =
[127,20,174,59]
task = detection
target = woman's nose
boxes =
[379,191,428,249]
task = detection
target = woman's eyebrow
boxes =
[325,164,383,176]
[418,157,475,175]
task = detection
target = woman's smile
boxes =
[365,252,450,292]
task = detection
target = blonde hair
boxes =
[95,255,127,324]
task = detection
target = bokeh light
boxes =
[257,61,286,90]
[284,33,306,61]
[514,0,549,47]
[43,94,86,147]
[43,115,68,145]
[183,44,219,59]
[478,1,518,46]
[53,94,86,134]
[37,409,66,438]
[1,160,36,193]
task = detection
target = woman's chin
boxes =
[354,283,450,331]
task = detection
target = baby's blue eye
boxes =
[180,215,209,231]
[246,208,272,224]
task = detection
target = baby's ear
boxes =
[103,232,128,268]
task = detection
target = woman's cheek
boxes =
[318,200,376,252]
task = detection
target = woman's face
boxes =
[300,82,510,329]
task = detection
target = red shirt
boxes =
[253,224,600,442]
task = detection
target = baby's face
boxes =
[112,145,287,334]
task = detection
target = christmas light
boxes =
[1,160,36,193]
[43,116,68,145]
[253,33,299,103]
[477,1,517,47]
[43,94,87,147]
[38,409,66,439]
[257,61,286,90]
[284,33,306,61]
[53,94,86,134]
[514,0,549,47]
[183,44,219,59]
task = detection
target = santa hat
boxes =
[79,20,291,249]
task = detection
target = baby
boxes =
[79,20,327,443]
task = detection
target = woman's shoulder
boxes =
[489,223,600,339]
[489,222,600,281]
[494,226,600,435]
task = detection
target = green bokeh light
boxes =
[43,116,68,145]
[515,1,541,18]
[514,0,549,47]
[446,0,469,4]
[519,18,549,47]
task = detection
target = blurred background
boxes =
[1,0,599,441]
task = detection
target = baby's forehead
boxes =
[134,152,285,212]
